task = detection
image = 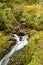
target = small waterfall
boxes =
[0,34,28,65]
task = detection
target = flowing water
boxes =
[0,34,28,65]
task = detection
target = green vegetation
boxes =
[26,31,43,65]
[0,0,43,65]
[28,60,41,65]
[0,31,15,59]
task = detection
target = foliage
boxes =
[0,2,4,8]
[20,5,43,30]
[26,31,43,65]
[28,60,41,65]
[0,3,6,19]
[0,0,43,65]
[0,31,13,59]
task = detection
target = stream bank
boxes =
[0,34,28,65]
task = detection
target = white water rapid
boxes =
[0,34,28,65]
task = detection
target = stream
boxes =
[0,34,28,65]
